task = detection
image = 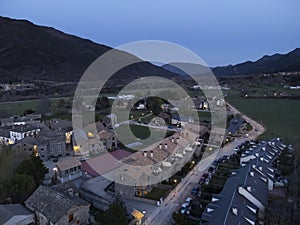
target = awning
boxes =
[131,209,144,220]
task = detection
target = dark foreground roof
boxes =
[25,185,89,224]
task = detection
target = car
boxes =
[244,134,249,138]
[202,173,209,178]
[191,187,200,195]
[199,177,205,185]
[53,157,58,162]
[204,178,210,185]
[185,197,193,204]
[208,166,215,173]
[180,203,189,214]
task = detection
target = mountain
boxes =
[212,48,300,77]
[0,16,179,82]
[162,62,211,77]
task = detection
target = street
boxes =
[145,103,266,225]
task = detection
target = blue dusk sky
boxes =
[1,0,299,66]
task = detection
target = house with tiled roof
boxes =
[25,185,90,225]
[55,158,83,183]
[115,126,200,199]
[98,130,117,150]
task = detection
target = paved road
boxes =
[145,103,266,225]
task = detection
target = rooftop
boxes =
[25,186,89,224]
[56,158,82,171]
[0,204,33,225]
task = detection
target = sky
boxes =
[1,0,300,66]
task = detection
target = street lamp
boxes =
[53,167,58,182]
[142,210,146,225]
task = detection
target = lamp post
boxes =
[173,179,177,197]
[142,210,146,225]
[53,167,58,182]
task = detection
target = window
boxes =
[68,214,73,222]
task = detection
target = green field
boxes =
[226,96,300,146]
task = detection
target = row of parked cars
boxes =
[179,154,233,215]
[180,197,193,214]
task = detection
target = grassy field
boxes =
[226,96,300,145]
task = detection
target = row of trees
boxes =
[0,149,48,203]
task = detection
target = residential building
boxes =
[115,126,200,199]
[25,185,90,225]
[200,138,285,225]
[98,130,118,150]
[12,136,38,157]
[0,204,34,225]
[36,130,73,160]
[0,127,13,145]
[9,124,41,142]
[227,118,248,137]
[55,158,83,183]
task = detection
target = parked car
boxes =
[208,166,215,173]
[185,197,193,205]
[180,202,191,214]
[53,157,58,162]
[199,177,205,185]
[191,187,200,195]
[204,178,210,185]
[202,173,209,178]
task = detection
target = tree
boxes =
[9,173,36,203]
[15,155,48,184]
[102,195,128,225]
[147,97,163,115]
[96,96,110,110]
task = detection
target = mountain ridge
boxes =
[0,16,179,83]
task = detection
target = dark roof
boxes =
[202,138,285,225]
[227,118,245,135]
[36,130,65,144]
[48,119,72,131]
[25,185,89,224]
[0,204,33,225]
[11,124,39,133]
[0,127,10,138]
[17,136,37,145]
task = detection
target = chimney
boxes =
[247,186,252,192]
[143,151,147,157]
[150,151,154,157]
[232,207,238,216]
[171,137,174,143]
[159,144,162,149]
[164,143,168,150]
[176,137,179,144]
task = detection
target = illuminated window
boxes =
[68,214,73,222]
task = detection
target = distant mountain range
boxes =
[0,16,178,82]
[212,48,300,76]
[162,48,300,77]
[0,16,299,83]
